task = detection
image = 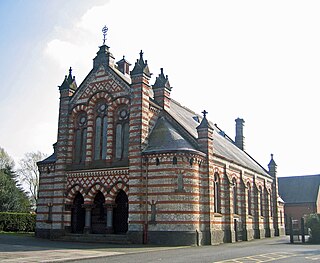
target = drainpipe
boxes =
[143,157,149,244]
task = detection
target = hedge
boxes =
[306,213,320,244]
[0,212,35,232]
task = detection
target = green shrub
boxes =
[306,213,320,243]
[0,212,35,232]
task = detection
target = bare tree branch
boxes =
[17,151,47,206]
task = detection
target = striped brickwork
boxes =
[36,49,284,245]
[128,73,152,234]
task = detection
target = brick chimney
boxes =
[235,118,245,150]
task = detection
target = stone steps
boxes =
[56,233,131,244]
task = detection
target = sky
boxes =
[0,0,319,177]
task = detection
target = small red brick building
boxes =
[278,174,320,230]
[36,34,285,245]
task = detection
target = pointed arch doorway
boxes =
[113,190,128,234]
[91,191,106,234]
[71,192,85,233]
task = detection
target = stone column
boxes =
[105,204,114,234]
[83,204,92,234]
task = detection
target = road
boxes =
[76,236,320,263]
[0,234,319,262]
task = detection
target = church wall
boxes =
[35,44,284,246]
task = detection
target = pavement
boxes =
[0,233,187,262]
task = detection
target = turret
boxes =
[152,68,172,111]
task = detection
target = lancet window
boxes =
[214,173,221,213]
[259,186,264,216]
[94,102,108,160]
[74,113,87,164]
[233,178,238,214]
[114,106,129,161]
[247,182,252,215]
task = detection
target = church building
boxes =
[36,31,285,245]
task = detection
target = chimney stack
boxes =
[235,118,245,150]
[116,56,131,75]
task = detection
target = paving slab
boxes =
[0,234,187,262]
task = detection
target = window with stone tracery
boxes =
[114,106,129,161]
[74,112,87,164]
[94,101,108,160]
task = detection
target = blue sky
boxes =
[1,0,320,177]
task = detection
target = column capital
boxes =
[104,203,116,209]
[82,204,93,209]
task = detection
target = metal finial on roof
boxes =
[69,67,72,76]
[102,25,108,45]
[202,110,208,118]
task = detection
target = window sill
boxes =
[214,213,222,217]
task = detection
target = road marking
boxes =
[213,252,297,263]
[305,255,320,261]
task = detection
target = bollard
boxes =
[301,217,305,243]
[289,217,294,244]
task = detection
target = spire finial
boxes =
[69,67,72,76]
[102,25,108,45]
[202,110,208,118]
[139,50,144,60]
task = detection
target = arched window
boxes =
[177,172,184,192]
[259,186,264,216]
[74,113,87,164]
[114,106,129,161]
[94,102,108,160]
[233,178,238,214]
[269,190,273,217]
[247,182,252,215]
[214,173,221,213]
[156,157,160,166]
[173,156,177,165]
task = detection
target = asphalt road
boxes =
[76,236,320,263]
[0,234,319,263]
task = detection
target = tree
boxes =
[0,147,14,171]
[0,147,31,212]
[17,151,47,206]
[306,213,320,243]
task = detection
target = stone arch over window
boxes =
[214,173,221,213]
[85,183,108,204]
[93,100,108,160]
[66,184,86,204]
[109,182,129,201]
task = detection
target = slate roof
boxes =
[278,175,320,204]
[168,99,270,176]
[37,152,56,165]
[143,116,202,154]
